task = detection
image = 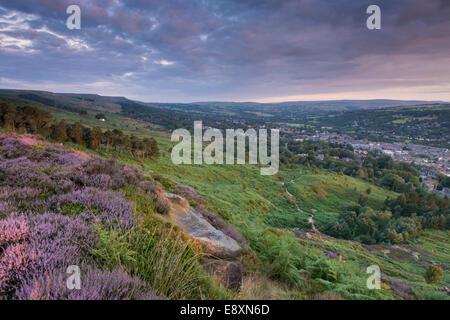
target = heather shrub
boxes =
[0,212,99,299]
[81,158,142,189]
[0,137,31,159]
[175,184,208,206]
[0,137,82,168]
[24,212,98,272]
[54,188,135,230]
[0,158,75,195]
[27,145,83,167]
[87,174,113,189]
[0,187,50,214]
[0,217,29,244]
[424,265,443,284]
[0,187,41,201]
[16,266,163,300]
[0,216,37,298]
[0,201,15,218]
[387,277,413,299]
[0,242,37,298]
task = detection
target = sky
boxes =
[0,0,449,103]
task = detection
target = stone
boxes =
[166,193,242,259]
[205,259,242,290]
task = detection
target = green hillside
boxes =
[94,132,449,299]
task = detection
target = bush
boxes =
[424,265,443,284]
[311,182,327,200]
[309,258,338,283]
[16,266,162,300]
[358,193,369,207]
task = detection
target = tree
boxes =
[67,122,84,145]
[21,105,51,134]
[0,102,16,131]
[103,130,114,152]
[149,137,159,159]
[84,126,102,150]
[52,120,68,142]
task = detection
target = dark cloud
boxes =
[0,0,449,101]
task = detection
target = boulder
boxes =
[166,193,242,259]
[205,259,242,290]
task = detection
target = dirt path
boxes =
[284,179,317,233]
[308,215,318,233]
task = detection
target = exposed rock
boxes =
[166,193,242,259]
[197,207,249,248]
[205,259,242,290]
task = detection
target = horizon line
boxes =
[0,87,448,105]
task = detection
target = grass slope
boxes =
[10,99,448,300]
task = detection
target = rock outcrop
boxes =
[164,192,243,289]
[166,193,242,259]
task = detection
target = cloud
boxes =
[0,0,449,102]
[153,59,175,66]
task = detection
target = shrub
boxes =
[309,258,338,283]
[16,266,162,300]
[311,182,327,200]
[138,181,171,214]
[0,217,29,244]
[154,195,171,214]
[80,157,142,188]
[54,188,135,230]
[424,265,443,284]
[358,193,369,207]
[0,242,37,297]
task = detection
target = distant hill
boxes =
[2,89,446,133]
[0,89,443,115]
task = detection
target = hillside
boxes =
[0,89,443,127]
[0,91,448,300]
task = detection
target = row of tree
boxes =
[0,102,159,159]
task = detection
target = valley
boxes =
[0,90,447,300]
